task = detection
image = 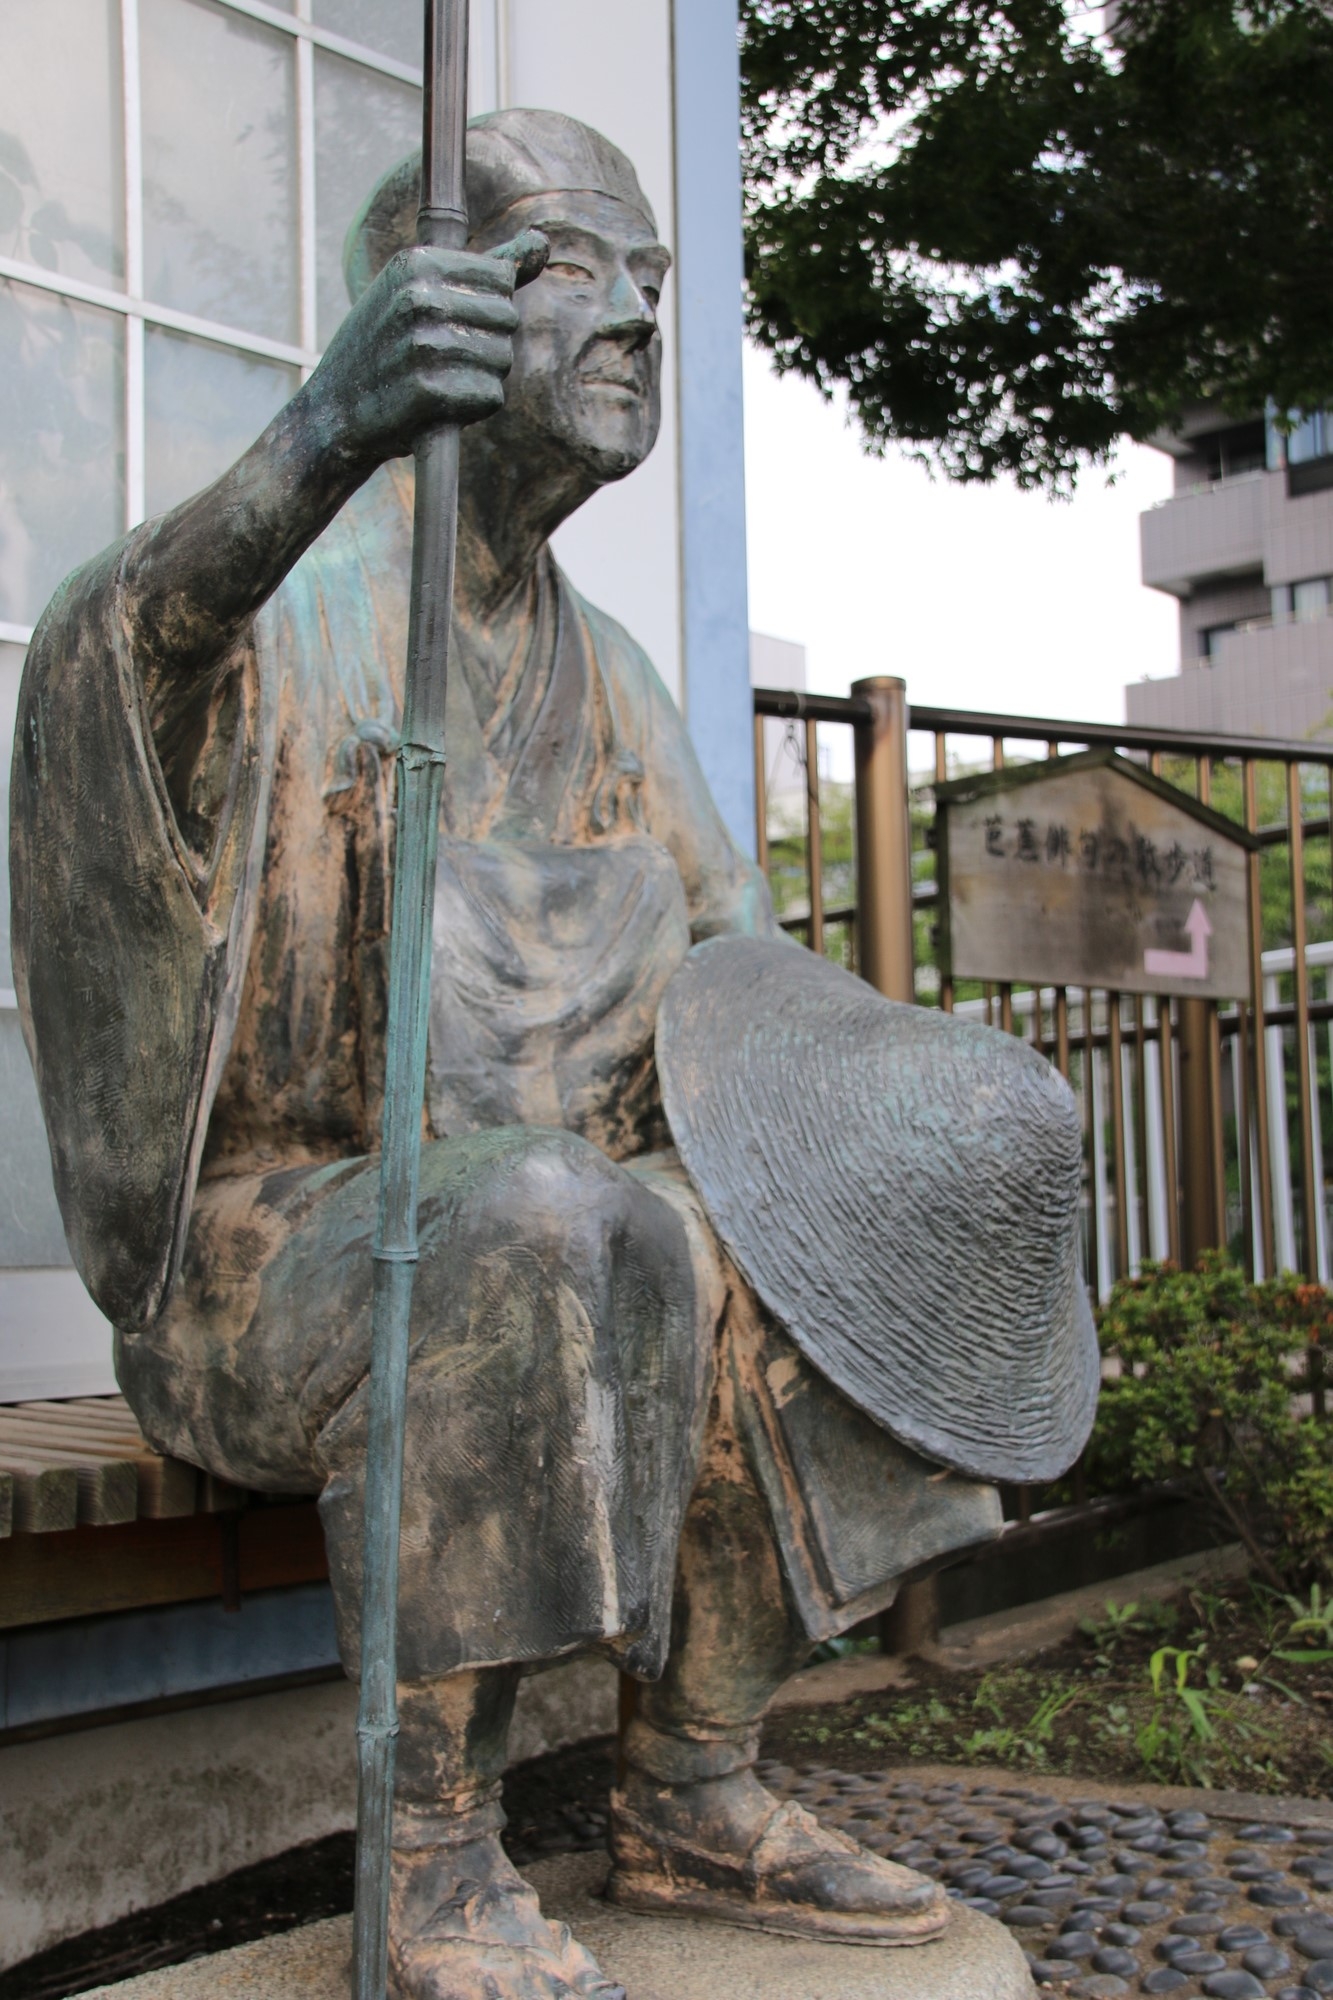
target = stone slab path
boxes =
[742,1762,1333,1998]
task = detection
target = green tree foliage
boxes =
[1090,1254,1333,1588]
[740,0,1333,489]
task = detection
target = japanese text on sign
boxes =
[982,815,1216,893]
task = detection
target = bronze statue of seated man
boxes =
[11,109,1097,2000]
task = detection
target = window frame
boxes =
[0,0,424,651]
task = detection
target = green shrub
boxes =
[1088,1252,1333,1590]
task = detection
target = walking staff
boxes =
[350,5,544,1994]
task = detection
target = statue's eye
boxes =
[547,260,595,285]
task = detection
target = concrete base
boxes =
[86,1853,1037,2000]
[0,1659,617,1970]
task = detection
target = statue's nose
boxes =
[600,270,657,349]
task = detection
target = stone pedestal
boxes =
[88,1852,1037,2000]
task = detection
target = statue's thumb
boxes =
[491,229,550,290]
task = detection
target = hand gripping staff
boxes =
[350,6,545,1994]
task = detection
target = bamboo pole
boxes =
[353,5,471,1994]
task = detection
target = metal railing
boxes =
[1145,467,1268,507]
[753,681,1333,1363]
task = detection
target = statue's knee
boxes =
[467,1129,640,1265]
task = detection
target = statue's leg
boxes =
[130,1128,711,1998]
[388,1669,623,2000]
[608,1437,947,1945]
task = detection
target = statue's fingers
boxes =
[488,229,550,291]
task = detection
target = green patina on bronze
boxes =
[9,101,1089,2000]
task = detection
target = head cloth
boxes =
[343,107,658,303]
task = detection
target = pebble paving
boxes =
[736,1765,1333,1999]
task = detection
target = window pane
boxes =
[1,651,82,1271]
[0,0,123,288]
[0,1012,74,1266]
[314,0,423,69]
[145,327,296,518]
[1293,578,1331,623]
[1287,414,1326,467]
[0,281,124,628]
[315,50,421,346]
[142,0,299,342]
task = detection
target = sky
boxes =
[742,342,1180,733]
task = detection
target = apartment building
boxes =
[1126,409,1333,738]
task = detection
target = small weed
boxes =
[1189,1583,1239,1637]
[1274,1582,1333,1663]
[1149,1644,1217,1731]
[1080,1597,1178,1670]
[764,1579,1332,1797]
[1078,1599,1142,1646]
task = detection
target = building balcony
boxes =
[1126,612,1333,738]
[1140,470,1268,596]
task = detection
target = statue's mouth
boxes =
[580,372,644,402]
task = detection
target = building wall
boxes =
[1127,617,1333,738]
[1263,473,1333,589]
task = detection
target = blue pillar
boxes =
[672,0,756,859]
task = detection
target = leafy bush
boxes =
[1088,1253,1333,1590]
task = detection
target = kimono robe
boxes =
[10,463,1096,1682]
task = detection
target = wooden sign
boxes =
[936,748,1256,1000]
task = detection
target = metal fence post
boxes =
[1180,997,1220,1265]
[853,675,936,1653]
[851,675,915,1005]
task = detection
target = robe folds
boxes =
[10,461,1095,1680]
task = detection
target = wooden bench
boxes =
[0,1397,328,1631]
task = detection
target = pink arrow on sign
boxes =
[1144,898,1212,980]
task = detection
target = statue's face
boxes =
[476,190,669,485]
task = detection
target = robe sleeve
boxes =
[577,595,777,942]
[8,538,271,1329]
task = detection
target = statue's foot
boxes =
[389,1832,624,2000]
[607,1768,947,1947]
